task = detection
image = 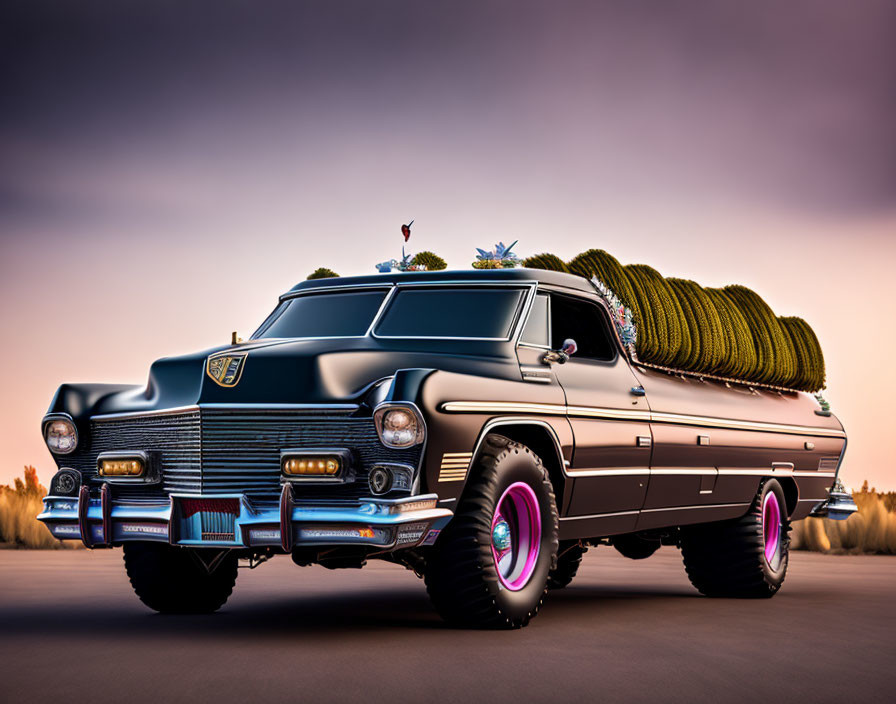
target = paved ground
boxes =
[1,547,894,703]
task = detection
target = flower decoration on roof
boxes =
[472,240,520,269]
[590,276,637,349]
[376,246,426,273]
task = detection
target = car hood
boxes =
[67,337,515,418]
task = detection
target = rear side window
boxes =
[550,294,616,361]
[375,287,526,339]
[255,290,387,339]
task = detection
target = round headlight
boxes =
[44,418,78,454]
[375,405,425,448]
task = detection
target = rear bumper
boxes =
[37,490,452,551]
[809,490,859,521]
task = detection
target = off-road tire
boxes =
[547,541,587,589]
[680,479,790,598]
[424,434,559,628]
[613,533,661,560]
[123,542,238,614]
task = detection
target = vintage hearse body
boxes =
[38,269,852,627]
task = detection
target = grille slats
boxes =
[66,408,421,506]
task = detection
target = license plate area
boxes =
[177,498,240,542]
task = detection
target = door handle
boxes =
[630,386,646,396]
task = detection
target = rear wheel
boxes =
[123,543,238,613]
[424,435,559,628]
[680,479,789,598]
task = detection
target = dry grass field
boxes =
[2,467,894,553]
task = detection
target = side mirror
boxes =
[543,338,577,365]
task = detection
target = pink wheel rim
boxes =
[762,491,782,567]
[491,482,541,591]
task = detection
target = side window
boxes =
[519,294,550,347]
[550,294,616,361]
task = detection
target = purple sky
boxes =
[1,1,895,490]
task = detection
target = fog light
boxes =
[282,451,348,478]
[369,466,393,495]
[99,458,144,477]
[50,468,81,496]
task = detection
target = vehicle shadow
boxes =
[0,582,707,639]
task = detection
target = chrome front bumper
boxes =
[37,489,452,551]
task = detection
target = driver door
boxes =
[547,292,652,533]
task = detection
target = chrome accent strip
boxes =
[650,468,717,476]
[567,405,652,421]
[439,401,845,438]
[648,411,844,438]
[640,502,751,513]
[92,405,201,421]
[92,403,359,422]
[560,510,639,521]
[565,468,650,477]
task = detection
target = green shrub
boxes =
[519,247,826,391]
[667,279,725,375]
[411,251,448,271]
[779,316,826,391]
[307,267,339,280]
[722,286,797,387]
[704,287,759,379]
[522,253,569,272]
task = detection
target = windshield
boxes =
[374,286,527,339]
[254,290,388,339]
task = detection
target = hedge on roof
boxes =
[411,251,448,271]
[703,287,757,379]
[779,316,826,391]
[523,251,826,392]
[307,267,339,279]
[521,253,570,272]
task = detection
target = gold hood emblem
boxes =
[206,352,247,387]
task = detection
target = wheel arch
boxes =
[470,418,568,506]
[773,476,800,517]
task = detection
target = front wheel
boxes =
[680,479,789,598]
[424,435,559,628]
[123,543,238,613]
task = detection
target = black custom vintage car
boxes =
[39,269,853,628]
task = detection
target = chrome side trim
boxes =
[649,468,717,476]
[564,467,836,479]
[439,401,846,438]
[566,468,650,477]
[649,411,844,438]
[92,403,360,422]
[560,510,639,522]
[640,502,751,514]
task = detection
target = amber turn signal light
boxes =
[283,455,341,476]
[99,458,144,477]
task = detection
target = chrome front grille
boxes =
[71,408,421,505]
[63,411,202,500]
[200,409,421,503]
